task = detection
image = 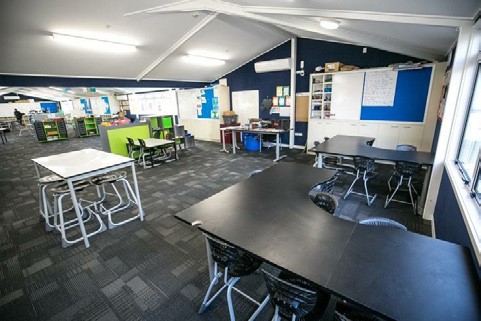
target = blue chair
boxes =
[359,217,407,230]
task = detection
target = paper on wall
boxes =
[279,107,291,117]
[362,70,398,106]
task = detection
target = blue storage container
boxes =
[243,133,260,151]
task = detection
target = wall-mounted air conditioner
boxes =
[254,58,291,73]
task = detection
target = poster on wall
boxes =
[362,71,397,106]
[79,98,92,114]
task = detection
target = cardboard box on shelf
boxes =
[222,110,237,116]
[340,65,360,71]
[325,62,343,72]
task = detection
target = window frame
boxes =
[455,62,481,184]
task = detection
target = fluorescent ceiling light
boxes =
[184,54,226,66]
[52,33,136,53]
[320,19,340,30]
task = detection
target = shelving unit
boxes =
[309,73,333,119]
[73,117,101,137]
[146,115,175,140]
[34,118,68,142]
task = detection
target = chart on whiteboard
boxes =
[362,70,398,106]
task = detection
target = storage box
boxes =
[325,62,343,72]
[340,65,360,71]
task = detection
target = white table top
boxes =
[134,138,175,148]
[32,148,133,178]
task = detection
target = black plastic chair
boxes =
[343,156,377,206]
[126,137,141,162]
[310,192,338,214]
[261,269,330,321]
[366,139,375,146]
[385,161,422,214]
[199,233,269,320]
[359,217,407,230]
[314,174,338,193]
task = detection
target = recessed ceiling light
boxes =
[320,19,340,30]
[52,33,136,53]
[184,54,226,66]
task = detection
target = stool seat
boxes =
[51,180,91,194]
[38,174,63,184]
[91,171,127,185]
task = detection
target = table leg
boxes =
[232,130,237,154]
[67,179,90,248]
[259,134,262,153]
[317,153,324,168]
[273,133,287,162]
[417,166,432,216]
[205,238,216,282]
[220,129,230,153]
[130,163,144,221]
[174,142,178,160]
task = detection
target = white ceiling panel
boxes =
[0,0,479,82]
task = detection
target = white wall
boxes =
[0,102,42,117]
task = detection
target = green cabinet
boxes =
[74,117,101,137]
[34,118,68,142]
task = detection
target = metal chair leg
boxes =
[363,173,377,206]
[343,171,360,200]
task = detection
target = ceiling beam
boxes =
[243,6,473,28]
[128,0,442,60]
[135,12,219,81]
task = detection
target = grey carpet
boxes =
[0,128,431,320]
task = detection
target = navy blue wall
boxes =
[434,169,481,279]
[222,38,420,146]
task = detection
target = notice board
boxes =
[360,67,432,122]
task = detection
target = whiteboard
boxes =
[129,91,178,116]
[331,73,364,120]
[177,88,201,120]
[232,90,259,125]
[362,70,398,106]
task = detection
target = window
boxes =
[472,149,481,205]
[456,62,481,182]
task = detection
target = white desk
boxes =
[32,148,144,248]
[133,138,178,168]
[228,126,291,162]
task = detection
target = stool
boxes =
[52,180,106,248]
[90,171,141,229]
[343,156,377,206]
[38,174,64,231]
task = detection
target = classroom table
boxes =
[310,135,435,215]
[133,138,177,168]
[175,163,480,321]
[32,148,144,248]
[226,126,291,162]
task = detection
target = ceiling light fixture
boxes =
[52,33,136,53]
[319,19,340,30]
[184,54,226,66]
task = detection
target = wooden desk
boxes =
[175,163,480,321]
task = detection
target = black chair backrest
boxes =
[353,156,374,173]
[359,218,407,230]
[204,233,261,277]
[138,138,147,148]
[152,128,161,139]
[366,139,375,146]
[313,141,320,147]
[310,192,338,214]
[127,137,135,145]
[316,174,338,193]
[324,137,329,142]
[261,269,318,319]
[395,161,422,177]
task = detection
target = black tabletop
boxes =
[309,135,435,165]
[175,163,480,320]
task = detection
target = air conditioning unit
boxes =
[254,58,291,73]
